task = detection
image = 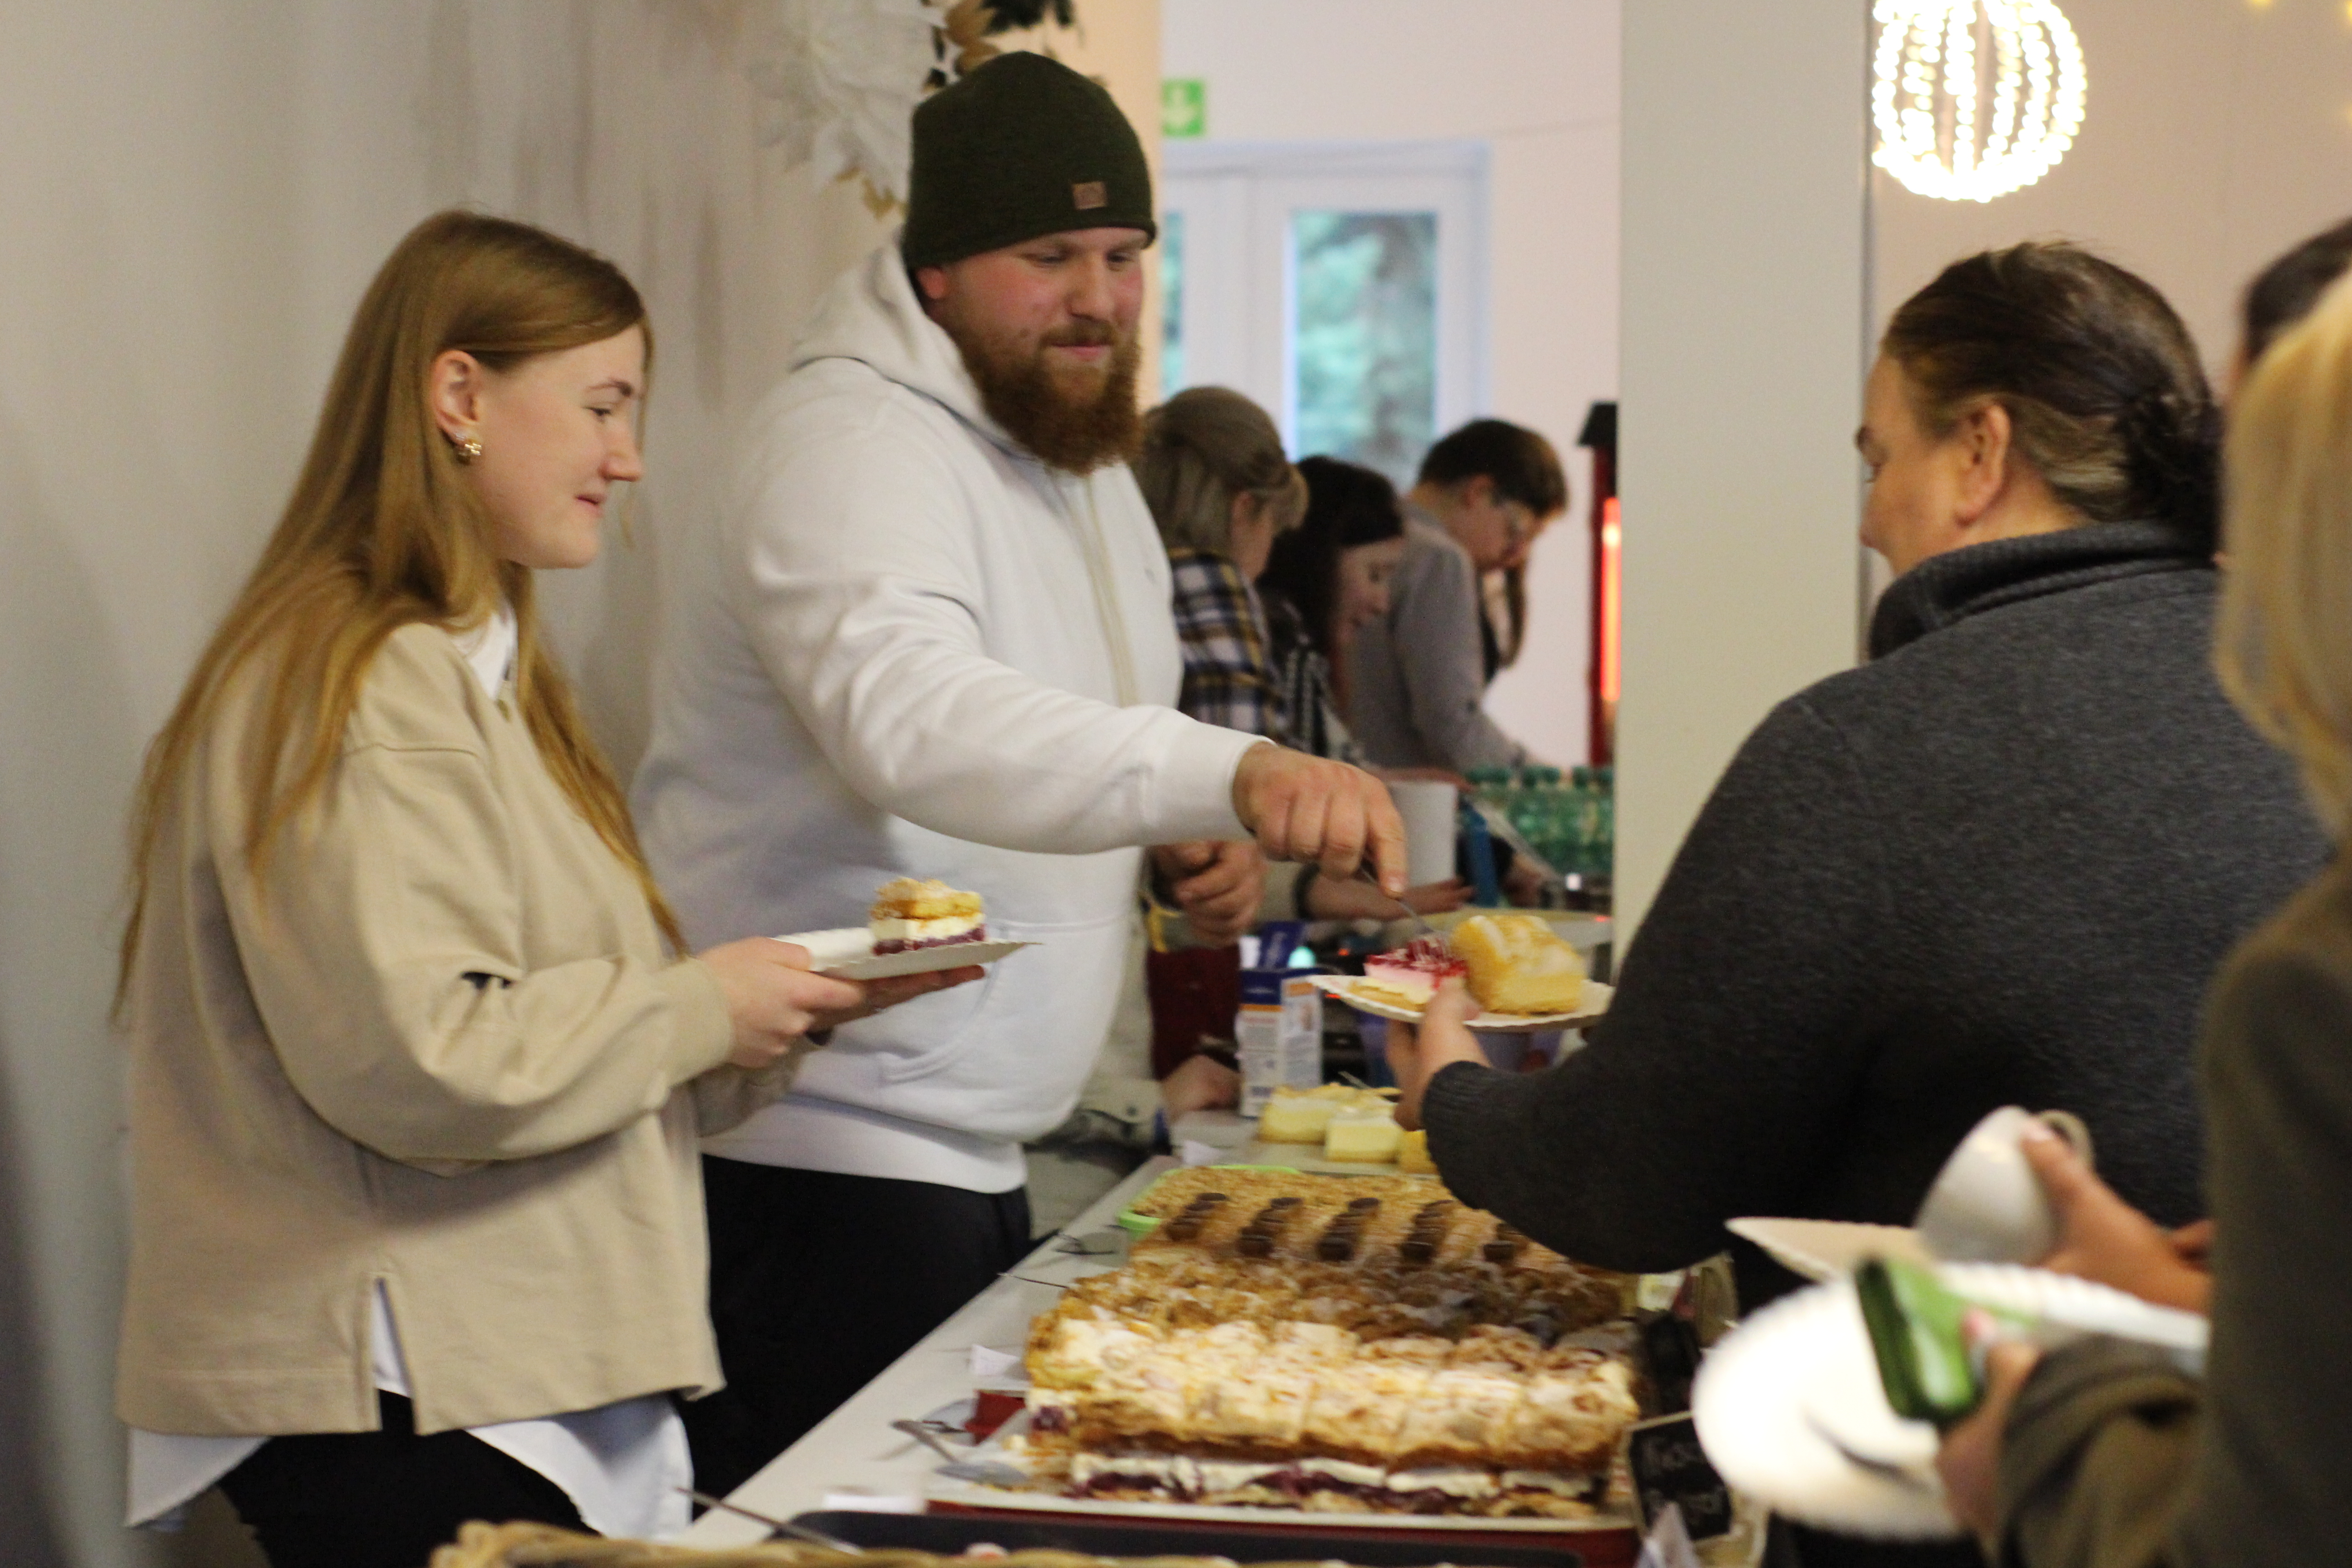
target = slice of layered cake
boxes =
[868,877,987,955]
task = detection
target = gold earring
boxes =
[453,434,483,464]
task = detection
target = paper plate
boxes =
[1314,977,1612,1034]
[774,927,1034,981]
[1691,1264,2209,1539]
[1726,1217,1938,1283]
[1693,1275,1960,1540]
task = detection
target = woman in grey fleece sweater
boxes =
[1922,233,2352,1568]
[1388,245,2327,1568]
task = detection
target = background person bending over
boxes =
[1348,418,1567,773]
[1384,243,2327,1568]
[1257,455,1407,764]
[632,54,1403,1498]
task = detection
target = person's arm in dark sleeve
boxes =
[1422,695,1893,1271]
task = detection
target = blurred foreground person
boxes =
[1930,230,2352,1568]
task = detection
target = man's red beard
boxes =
[942,314,1144,475]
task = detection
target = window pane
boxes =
[1160,208,1186,399]
[1290,211,1437,486]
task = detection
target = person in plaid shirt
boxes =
[1137,388,1308,744]
[1168,548,1290,745]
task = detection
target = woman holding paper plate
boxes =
[113,212,973,1568]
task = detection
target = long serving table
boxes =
[682,1155,1178,1546]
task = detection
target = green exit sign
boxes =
[1162,78,1206,139]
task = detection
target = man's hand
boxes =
[1153,840,1264,948]
[1936,1337,2042,1548]
[1231,744,1408,895]
[2023,1127,2213,1315]
[1381,978,1489,1131]
[1161,1053,1241,1120]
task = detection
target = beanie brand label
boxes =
[1072,181,1108,211]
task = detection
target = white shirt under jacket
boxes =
[632,243,1265,1194]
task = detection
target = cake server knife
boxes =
[890,1417,1032,1487]
[680,1490,864,1551]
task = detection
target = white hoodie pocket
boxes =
[868,911,1131,1139]
[873,954,1006,1085]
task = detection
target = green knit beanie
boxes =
[902,52,1157,270]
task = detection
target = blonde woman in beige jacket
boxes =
[113,212,976,1568]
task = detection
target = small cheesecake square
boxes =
[1357,935,1468,1009]
[868,876,987,954]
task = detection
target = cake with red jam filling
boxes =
[868,877,987,954]
[1356,934,1468,1009]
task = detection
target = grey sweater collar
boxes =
[1868,521,2209,661]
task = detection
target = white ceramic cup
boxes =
[1389,780,1460,889]
[1913,1105,2095,1264]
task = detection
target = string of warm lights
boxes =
[1872,0,2087,202]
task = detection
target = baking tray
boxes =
[792,1509,1590,1567]
[925,1478,1635,1541]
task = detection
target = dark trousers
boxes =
[684,1157,1032,1499]
[217,1392,585,1568]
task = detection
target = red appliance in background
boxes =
[1578,402,1619,767]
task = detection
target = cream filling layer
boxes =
[870,914,984,943]
[1386,1465,1501,1499]
[1070,1450,1589,1500]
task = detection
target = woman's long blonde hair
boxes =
[121,210,679,1003]
[2217,270,2352,839]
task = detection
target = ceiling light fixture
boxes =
[1872,0,2087,203]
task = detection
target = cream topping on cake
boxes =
[867,877,986,951]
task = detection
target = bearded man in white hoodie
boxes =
[633,52,1405,1494]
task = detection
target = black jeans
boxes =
[217,1392,585,1568]
[684,1157,1033,1499]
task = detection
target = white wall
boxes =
[1873,0,2352,374]
[0,5,899,1563]
[1162,0,1620,766]
[1613,1,1872,938]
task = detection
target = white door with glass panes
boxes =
[1159,141,1488,488]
